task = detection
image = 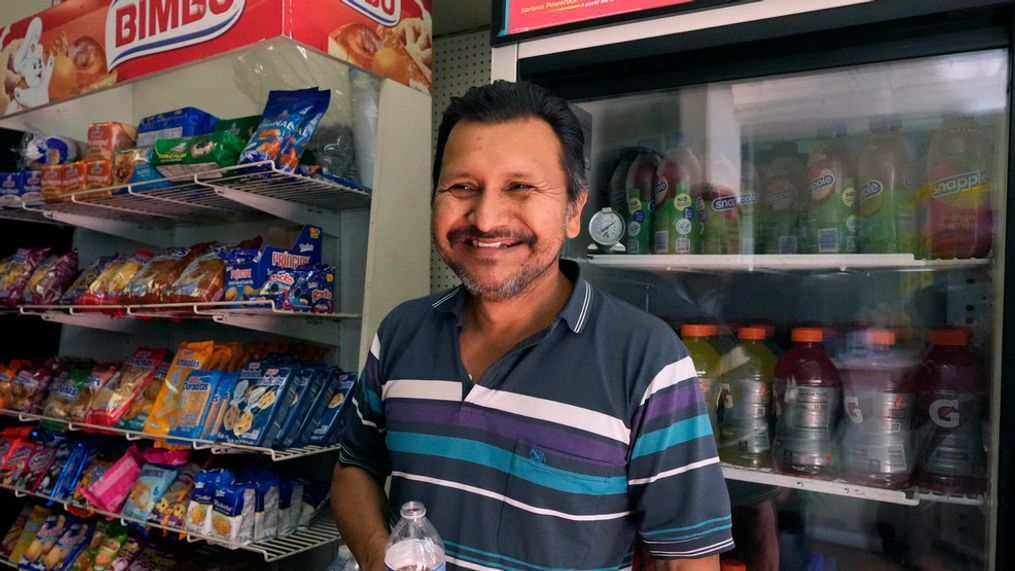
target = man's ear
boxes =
[566,189,589,239]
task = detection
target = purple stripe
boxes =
[385,400,628,466]
[636,382,702,427]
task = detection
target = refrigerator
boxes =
[492,1,1013,569]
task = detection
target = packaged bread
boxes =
[87,122,137,161]
[86,348,169,427]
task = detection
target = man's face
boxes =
[433,118,586,302]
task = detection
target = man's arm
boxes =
[655,555,720,570]
[331,464,389,571]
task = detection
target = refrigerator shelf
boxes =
[584,254,991,272]
[0,200,63,226]
[0,409,341,462]
[0,556,13,569]
[0,483,339,562]
[16,301,359,347]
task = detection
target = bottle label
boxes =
[808,169,836,203]
[720,379,772,454]
[387,565,446,571]
[784,385,840,431]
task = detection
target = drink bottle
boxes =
[914,328,987,494]
[719,326,777,468]
[624,143,661,255]
[385,501,446,571]
[653,133,702,254]
[699,153,741,254]
[773,327,841,479]
[681,323,721,439]
[760,143,806,254]
[805,123,857,254]
[857,117,919,254]
[608,150,637,222]
[739,153,760,255]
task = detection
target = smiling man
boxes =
[331,81,733,571]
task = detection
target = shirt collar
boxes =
[431,259,593,334]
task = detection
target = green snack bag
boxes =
[213,116,262,144]
[91,522,128,571]
[151,131,245,178]
[69,520,111,571]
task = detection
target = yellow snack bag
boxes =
[143,341,215,437]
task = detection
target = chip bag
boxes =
[43,365,93,421]
[38,519,94,571]
[239,89,325,172]
[170,371,228,440]
[19,513,69,567]
[150,462,201,529]
[87,349,168,427]
[122,463,180,522]
[90,522,128,571]
[22,250,79,305]
[69,519,113,571]
[143,342,215,438]
[59,256,114,305]
[0,247,50,306]
[116,361,169,432]
[77,251,152,306]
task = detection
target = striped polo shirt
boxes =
[338,259,733,570]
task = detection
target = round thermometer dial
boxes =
[588,207,624,249]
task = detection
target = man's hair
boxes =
[433,80,588,204]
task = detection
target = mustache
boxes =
[447,227,536,245]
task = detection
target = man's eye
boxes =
[508,183,533,191]
[443,184,477,197]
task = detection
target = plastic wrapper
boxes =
[19,513,69,568]
[2,504,31,556]
[9,506,50,563]
[9,364,53,413]
[271,365,325,449]
[309,370,355,446]
[213,116,261,143]
[87,122,137,161]
[136,107,219,147]
[0,439,34,486]
[48,441,95,501]
[122,463,180,522]
[106,534,144,571]
[33,440,73,497]
[283,265,335,313]
[201,372,238,440]
[167,249,227,304]
[112,147,169,190]
[144,342,215,438]
[116,361,169,432]
[81,445,143,513]
[60,256,114,305]
[121,246,203,305]
[20,133,79,168]
[171,371,229,440]
[35,519,94,571]
[250,471,279,542]
[238,88,329,172]
[151,131,246,177]
[90,522,128,571]
[218,362,298,446]
[150,463,201,529]
[13,441,58,491]
[0,360,32,409]
[187,470,233,536]
[70,519,113,571]
[211,479,256,544]
[276,479,295,537]
[68,364,118,422]
[86,348,168,427]
[22,250,79,305]
[298,480,330,528]
[42,365,94,421]
[78,251,152,306]
[0,247,50,306]
[350,69,380,188]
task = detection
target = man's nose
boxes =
[468,189,509,232]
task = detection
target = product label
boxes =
[719,379,772,454]
[808,169,836,203]
[929,398,960,428]
[929,170,989,199]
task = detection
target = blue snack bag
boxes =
[288,367,333,448]
[201,372,237,440]
[278,89,330,172]
[309,371,356,446]
[270,365,324,449]
[136,108,219,147]
[224,365,297,446]
[211,479,256,544]
[170,371,224,440]
[122,464,180,522]
[186,469,233,536]
[239,89,319,172]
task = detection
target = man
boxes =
[331,80,733,571]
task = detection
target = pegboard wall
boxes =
[430,29,492,292]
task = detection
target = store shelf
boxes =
[18,301,359,346]
[0,409,341,463]
[0,555,14,569]
[0,200,62,226]
[584,254,992,272]
[0,483,339,562]
[916,490,986,507]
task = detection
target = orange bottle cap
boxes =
[863,328,896,346]
[792,327,824,343]
[738,326,766,341]
[929,328,968,346]
[681,324,713,338]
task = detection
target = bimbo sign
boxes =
[341,0,401,26]
[105,0,246,69]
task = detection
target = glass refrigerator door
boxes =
[571,48,1008,570]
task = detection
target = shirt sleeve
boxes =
[337,331,391,480]
[628,351,734,559]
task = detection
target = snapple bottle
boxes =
[681,323,721,439]
[624,143,661,255]
[760,143,806,254]
[773,327,841,479]
[701,154,742,255]
[719,326,777,468]
[653,133,702,254]
[857,117,919,254]
[805,124,858,254]
[607,149,638,222]
[914,328,987,494]
[925,111,994,259]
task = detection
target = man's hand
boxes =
[655,555,721,571]
[331,463,389,571]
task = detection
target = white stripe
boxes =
[465,385,630,444]
[352,396,384,432]
[391,471,631,522]
[627,456,719,485]
[649,537,735,557]
[382,379,463,402]
[370,334,381,359]
[446,556,502,571]
[432,289,457,308]
[574,282,592,332]
[638,357,697,407]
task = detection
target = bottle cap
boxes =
[863,328,896,346]
[929,328,968,346]
[738,326,766,341]
[750,322,775,338]
[792,327,824,343]
[681,324,713,338]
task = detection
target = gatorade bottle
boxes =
[719,326,777,468]
[608,149,638,222]
[751,321,784,358]
[773,327,841,479]
[925,111,994,259]
[805,124,858,254]
[681,323,722,439]
[625,144,661,255]
[700,153,742,255]
[760,142,806,254]
[857,117,919,254]
[653,133,702,254]
[914,328,987,494]
[839,329,916,489]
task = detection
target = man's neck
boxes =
[463,264,573,338]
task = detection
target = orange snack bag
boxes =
[143,341,215,437]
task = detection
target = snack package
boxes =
[283,265,335,313]
[48,441,95,501]
[143,342,215,438]
[151,131,245,178]
[112,147,170,191]
[0,439,34,486]
[271,365,324,450]
[33,439,73,497]
[290,371,334,449]
[276,479,295,537]
[77,251,152,306]
[21,134,79,167]
[187,470,234,536]
[19,513,68,567]
[213,116,262,142]
[136,108,219,147]
[286,479,304,534]
[251,471,279,542]
[69,519,113,571]
[211,479,255,544]
[36,519,94,571]
[121,246,202,305]
[87,123,137,161]
[167,249,227,304]
[201,372,237,440]
[125,542,180,570]
[86,159,113,189]
[105,534,144,571]
[69,364,118,422]
[13,440,58,491]
[60,256,114,305]
[0,361,32,409]
[2,504,32,556]
[21,251,79,305]
[139,447,190,467]
[222,249,260,305]
[282,90,330,172]
[9,506,50,563]
[81,445,143,513]
[309,370,356,446]
[115,361,169,432]
[150,462,201,529]
[9,365,53,413]
[62,161,89,197]
[43,365,92,420]
[0,172,24,205]
[0,247,50,306]
[86,348,167,427]
[40,165,64,203]
[221,363,299,446]
[170,371,227,440]
[122,463,180,522]
[299,480,331,528]
[90,522,128,571]
[72,458,112,510]
[239,89,326,172]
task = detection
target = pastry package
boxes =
[21,250,78,305]
[8,506,50,563]
[42,365,93,421]
[81,445,143,513]
[67,364,118,422]
[211,479,256,544]
[151,131,246,177]
[0,360,33,409]
[9,364,53,413]
[309,370,356,446]
[77,251,153,306]
[0,172,24,205]
[116,361,169,432]
[283,265,336,313]
[143,342,215,438]
[136,107,219,147]
[150,462,201,529]
[86,159,113,189]
[87,122,137,161]
[60,256,114,305]
[86,348,168,428]
[167,246,235,304]
[0,247,50,306]
[18,513,69,568]
[40,164,65,203]
[112,147,170,190]
[122,463,180,522]
[22,171,42,202]
[35,519,94,571]
[62,161,89,198]
[121,246,205,305]
[239,89,329,172]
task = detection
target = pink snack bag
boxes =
[81,445,142,513]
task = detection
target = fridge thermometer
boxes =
[588,207,625,253]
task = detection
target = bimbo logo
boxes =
[106,0,246,69]
[859,180,883,202]
[342,0,401,26]
[930,170,989,198]
[712,196,737,212]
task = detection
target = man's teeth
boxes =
[470,239,516,248]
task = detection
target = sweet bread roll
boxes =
[328,23,383,70]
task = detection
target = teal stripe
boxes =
[647,523,733,543]
[446,540,633,571]
[631,414,712,459]
[642,515,732,538]
[387,432,627,495]
[364,386,382,413]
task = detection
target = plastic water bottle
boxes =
[326,545,360,571]
[384,501,446,571]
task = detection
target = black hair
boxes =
[433,80,588,204]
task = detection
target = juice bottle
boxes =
[653,133,702,254]
[839,328,916,489]
[607,149,637,222]
[719,326,777,468]
[857,117,919,254]
[681,323,721,439]
[760,142,806,254]
[750,320,783,358]
[625,143,661,255]
[805,124,858,254]
[773,327,841,479]
[914,328,987,494]
[700,153,741,255]
[925,112,994,259]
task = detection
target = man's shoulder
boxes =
[378,287,458,333]
[588,286,681,347]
